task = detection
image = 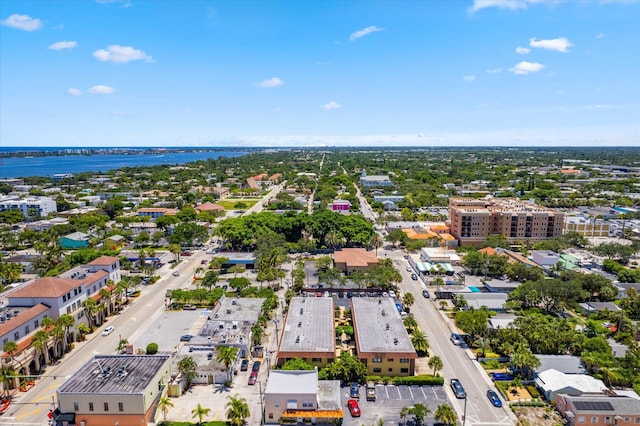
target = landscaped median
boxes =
[365,374,445,386]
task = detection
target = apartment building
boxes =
[277,297,335,369]
[56,355,171,426]
[0,195,57,218]
[564,216,610,237]
[448,197,564,246]
[555,394,640,426]
[351,298,417,376]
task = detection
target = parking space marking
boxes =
[431,386,439,399]
[408,385,414,399]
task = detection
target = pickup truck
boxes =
[366,382,376,401]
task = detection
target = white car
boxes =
[388,290,397,298]
[102,326,115,336]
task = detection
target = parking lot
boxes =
[341,384,450,426]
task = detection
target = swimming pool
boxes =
[468,286,481,293]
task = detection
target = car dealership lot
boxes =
[341,384,450,426]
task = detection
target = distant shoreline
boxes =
[0,147,250,159]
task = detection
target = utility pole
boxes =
[259,380,264,426]
[462,396,467,426]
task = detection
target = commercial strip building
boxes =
[351,298,417,376]
[448,197,564,246]
[55,354,172,426]
[277,298,335,369]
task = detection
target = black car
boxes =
[252,361,261,372]
[180,335,192,342]
[349,382,360,399]
[240,359,249,371]
[411,274,418,281]
[450,379,467,399]
[422,289,430,298]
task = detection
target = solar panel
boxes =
[573,401,614,411]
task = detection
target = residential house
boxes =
[104,234,127,250]
[535,369,607,401]
[330,199,351,212]
[555,394,640,426]
[333,248,379,274]
[59,232,90,249]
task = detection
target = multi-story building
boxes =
[55,355,172,426]
[330,199,351,212]
[359,169,393,187]
[351,298,417,376]
[555,394,640,426]
[0,195,57,219]
[277,298,335,369]
[448,197,564,246]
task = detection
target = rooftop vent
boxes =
[297,322,302,328]
[295,336,300,343]
[393,338,399,345]
[299,308,304,315]
[381,310,386,317]
[231,298,237,305]
[385,323,390,331]
[226,308,232,314]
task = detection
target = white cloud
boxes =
[1,14,42,31]
[321,101,342,110]
[257,77,284,88]
[509,61,545,74]
[529,37,573,52]
[95,0,131,7]
[88,85,115,94]
[93,45,152,63]
[486,68,502,73]
[67,88,82,96]
[48,41,78,51]
[463,75,476,82]
[515,46,531,54]
[596,33,607,39]
[349,26,383,42]
[468,0,531,13]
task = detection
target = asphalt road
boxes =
[2,251,208,426]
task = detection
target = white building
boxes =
[0,195,57,219]
[531,250,560,267]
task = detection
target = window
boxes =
[63,295,67,302]
[387,358,394,362]
[401,368,409,374]
[14,332,19,340]
[67,307,71,314]
[623,418,630,423]
[24,325,30,334]
[635,418,640,424]
[89,402,94,412]
[118,402,124,412]
[34,320,39,329]
[604,418,611,424]
[591,417,597,423]
[373,368,381,373]
[302,401,313,408]
[268,413,273,419]
[104,402,109,411]
[372,358,382,363]
[388,368,393,372]
[275,401,280,407]
[400,358,409,363]
[577,417,585,424]
[73,402,79,411]
[312,358,322,363]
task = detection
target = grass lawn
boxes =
[217,199,260,210]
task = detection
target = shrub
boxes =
[146,343,158,354]
[526,385,540,399]
[391,375,444,386]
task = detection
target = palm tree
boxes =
[399,406,409,426]
[0,366,16,398]
[31,330,50,370]
[410,329,430,356]
[216,346,238,381]
[158,396,174,422]
[226,394,250,426]
[2,341,17,362]
[116,338,129,354]
[370,234,383,256]
[474,336,491,358]
[82,298,100,330]
[428,355,443,376]
[434,403,457,425]
[402,292,415,310]
[191,403,211,425]
[76,323,90,341]
[55,313,75,352]
[403,316,418,333]
[433,276,445,297]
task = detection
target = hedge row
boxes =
[365,374,444,386]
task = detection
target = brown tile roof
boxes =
[479,247,498,256]
[333,248,379,267]
[87,256,119,266]
[195,202,225,212]
[8,277,81,299]
[0,303,50,339]
[138,208,168,213]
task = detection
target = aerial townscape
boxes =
[0,147,639,426]
[1,0,639,426]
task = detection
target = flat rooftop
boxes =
[351,298,415,354]
[210,296,265,323]
[58,355,169,395]
[280,297,335,354]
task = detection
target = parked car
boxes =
[252,361,261,372]
[200,259,207,264]
[366,382,376,401]
[240,359,249,371]
[180,335,193,342]
[411,274,418,281]
[450,379,467,399]
[406,266,412,272]
[172,271,180,276]
[422,289,430,298]
[102,326,115,336]
[450,333,463,346]
[181,251,192,256]
[248,371,257,385]
[490,372,514,381]
[207,352,213,360]
[349,382,360,399]
[487,389,502,407]
[395,303,403,313]
[183,304,197,310]
[389,290,397,298]
[347,399,361,417]
[403,254,410,259]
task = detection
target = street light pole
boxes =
[462,396,467,426]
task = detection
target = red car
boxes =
[200,259,207,264]
[248,371,257,385]
[347,399,360,417]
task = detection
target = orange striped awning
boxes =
[281,409,344,419]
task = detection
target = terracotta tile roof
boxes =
[333,248,379,267]
[138,208,168,213]
[195,202,224,211]
[0,303,50,339]
[87,256,119,266]
[8,277,82,299]
[479,247,498,256]
[403,228,438,240]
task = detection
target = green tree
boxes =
[402,292,415,310]
[178,356,198,389]
[0,366,17,398]
[411,330,430,356]
[158,396,174,422]
[201,270,219,290]
[191,403,211,425]
[428,355,443,376]
[280,358,314,370]
[434,403,457,425]
[216,346,238,380]
[319,351,367,383]
[32,330,50,368]
[146,342,158,354]
[408,403,430,426]
[226,394,250,426]
[82,298,101,330]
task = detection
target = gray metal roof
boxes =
[351,298,415,354]
[58,355,170,395]
[535,355,585,375]
[265,370,318,395]
[280,297,335,353]
[563,395,640,414]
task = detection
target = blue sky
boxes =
[1,0,639,147]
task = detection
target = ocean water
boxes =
[0,149,246,178]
